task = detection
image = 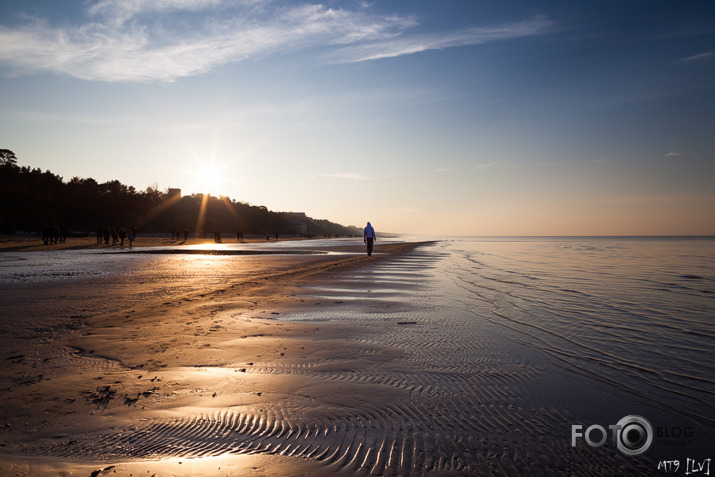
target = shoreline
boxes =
[0,234,356,253]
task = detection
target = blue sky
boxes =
[1,0,714,235]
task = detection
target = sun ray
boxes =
[195,193,210,237]
[134,192,183,229]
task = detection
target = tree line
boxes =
[0,149,361,238]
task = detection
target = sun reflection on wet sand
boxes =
[0,242,422,475]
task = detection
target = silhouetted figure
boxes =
[59,224,66,243]
[237,231,242,242]
[266,232,270,241]
[363,221,376,256]
[128,227,135,246]
[184,228,189,241]
[119,227,126,246]
[104,227,110,245]
[214,231,222,243]
[96,227,103,244]
[42,226,50,245]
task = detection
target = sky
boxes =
[1,0,714,236]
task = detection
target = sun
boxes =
[197,163,223,196]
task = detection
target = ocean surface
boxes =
[1,236,713,474]
[432,236,715,427]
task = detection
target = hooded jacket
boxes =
[364,222,376,239]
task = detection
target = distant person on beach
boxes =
[364,221,376,256]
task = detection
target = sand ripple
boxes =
[25,247,654,475]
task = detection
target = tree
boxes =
[0,149,17,166]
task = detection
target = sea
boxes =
[1,235,713,475]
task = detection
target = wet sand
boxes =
[0,238,671,476]
[0,241,429,476]
[0,234,326,253]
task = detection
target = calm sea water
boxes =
[431,236,715,455]
[436,236,714,405]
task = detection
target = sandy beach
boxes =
[0,237,431,476]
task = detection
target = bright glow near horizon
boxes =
[1,1,714,235]
[196,163,223,197]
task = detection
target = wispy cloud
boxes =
[678,51,714,63]
[665,151,682,157]
[326,15,553,63]
[0,1,411,82]
[87,0,236,24]
[0,1,551,82]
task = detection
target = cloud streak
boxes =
[87,0,235,24]
[0,1,551,82]
[326,15,553,63]
[679,51,714,63]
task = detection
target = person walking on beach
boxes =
[364,221,376,256]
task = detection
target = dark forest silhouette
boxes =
[0,149,361,238]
